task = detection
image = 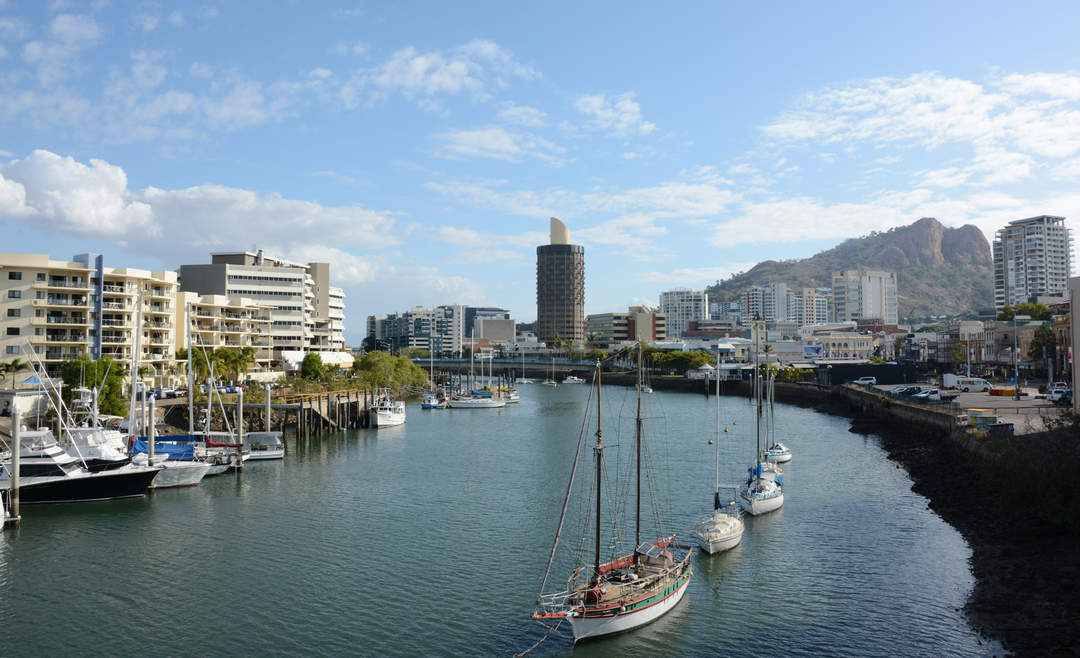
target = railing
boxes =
[44,335,86,342]
[44,350,83,360]
[39,298,88,306]
[144,321,171,329]
[44,315,88,324]
[101,302,127,310]
[101,319,127,327]
[38,280,87,289]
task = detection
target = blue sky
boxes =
[3,1,1080,343]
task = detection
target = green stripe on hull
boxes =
[581,571,691,618]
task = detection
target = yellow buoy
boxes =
[708,439,713,445]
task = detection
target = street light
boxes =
[1013,314,1031,400]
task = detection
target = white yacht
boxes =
[243,431,285,460]
[562,375,585,384]
[1,429,160,503]
[696,353,744,553]
[765,441,792,463]
[372,390,406,427]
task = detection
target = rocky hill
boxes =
[706,217,993,319]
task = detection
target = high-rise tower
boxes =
[993,215,1072,309]
[536,217,585,345]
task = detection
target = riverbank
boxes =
[605,372,1080,654]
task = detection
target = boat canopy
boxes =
[129,439,194,460]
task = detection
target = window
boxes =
[36,273,45,281]
[4,346,16,355]
[6,308,19,318]
[8,271,21,280]
[7,290,20,299]
[6,327,19,336]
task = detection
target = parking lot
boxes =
[871,384,1066,435]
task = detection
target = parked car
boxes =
[913,388,957,402]
[1047,388,1071,403]
[853,376,877,386]
[886,385,909,394]
[1052,381,1069,390]
[896,386,923,396]
[1057,391,1074,406]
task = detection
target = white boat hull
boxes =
[697,530,743,554]
[373,411,406,427]
[245,448,284,460]
[766,453,792,463]
[695,514,744,554]
[568,570,691,642]
[738,490,784,516]
[447,398,506,408]
[150,461,211,488]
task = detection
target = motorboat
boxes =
[65,425,131,472]
[0,429,159,503]
[562,375,585,384]
[243,431,285,460]
[765,441,792,463]
[372,390,406,427]
[420,392,445,409]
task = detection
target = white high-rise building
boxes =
[832,269,898,325]
[993,215,1073,310]
[659,289,709,339]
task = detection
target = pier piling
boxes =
[11,405,20,525]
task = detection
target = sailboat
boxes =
[533,346,692,642]
[737,323,784,516]
[421,350,445,409]
[541,355,558,387]
[763,375,792,462]
[695,352,744,553]
[517,351,534,384]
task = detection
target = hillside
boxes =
[705,217,994,319]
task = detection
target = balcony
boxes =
[33,314,88,326]
[146,305,171,315]
[43,334,87,343]
[101,301,129,310]
[44,349,84,361]
[101,336,129,345]
[33,280,88,291]
[101,318,130,327]
[144,321,171,329]
[35,297,89,308]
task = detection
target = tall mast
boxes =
[635,343,643,548]
[755,320,762,460]
[714,347,721,510]
[186,302,194,435]
[592,361,603,584]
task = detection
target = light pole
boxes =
[1013,314,1031,400]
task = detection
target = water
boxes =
[0,385,1000,656]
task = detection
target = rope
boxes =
[515,619,565,657]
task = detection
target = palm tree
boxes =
[236,346,257,382]
[2,358,29,389]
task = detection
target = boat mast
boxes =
[186,302,194,436]
[754,320,762,461]
[592,361,604,585]
[635,343,643,548]
[714,347,721,510]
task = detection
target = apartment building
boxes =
[994,215,1073,310]
[367,304,466,354]
[832,269,898,325]
[788,287,830,327]
[1,252,178,385]
[178,250,347,362]
[585,306,666,347]
[175,292,275,373]
[659,289,708,339]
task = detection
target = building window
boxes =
[6,327,19,336]
[5,346,17,355]
[7,290,20,299]
[8,271,21,280]
[6,308,19,318]
[36,273,46,281]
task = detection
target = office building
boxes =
[832,269,898,325]
[585,306,666,347]
[659,289,708,339]
[993,215,1073,310]
[175,292,275,372]
[179,250,347,362]
[536,217,585,345]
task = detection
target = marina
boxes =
[0,383,997,655]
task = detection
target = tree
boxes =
[300,352,325,380]
[2,357,29,389]
[236,346,257,380]
[585,349,607,363]
[1028,325,1056,363]
[59,354,126,416]
[998,303,1052,322]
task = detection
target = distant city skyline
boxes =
[4,2,1080,344]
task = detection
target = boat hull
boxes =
[150,461,211,488]
[569,569,691,642]
[245,449,284,460]
[696,530,743,554]
[766,452,792,463]
[17,468,159,504]
[737,491,784,516]
[372,411,406,427]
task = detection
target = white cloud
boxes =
[358,39,538,108]
[573,92,656,136]
[1,149,152,236]
[639,263,759,285]
[21,13,101,85]
[435,126,568,166]
[332,40,368,57]
[496,101,547,128]
[0,149,400,265]
[132,2,161,31]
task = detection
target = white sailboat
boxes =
[695,352,744,553]
[738,321,784,516]
[764,376,792,463]
[533,347,692,642]
[541,355,558,387]
[517,351,534,384]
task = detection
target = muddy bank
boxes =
[840,411,1080,656]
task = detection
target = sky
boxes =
[3,1,1080,344]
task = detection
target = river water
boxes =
[0,384,1000,656]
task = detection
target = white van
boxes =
[957,377,991,392]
